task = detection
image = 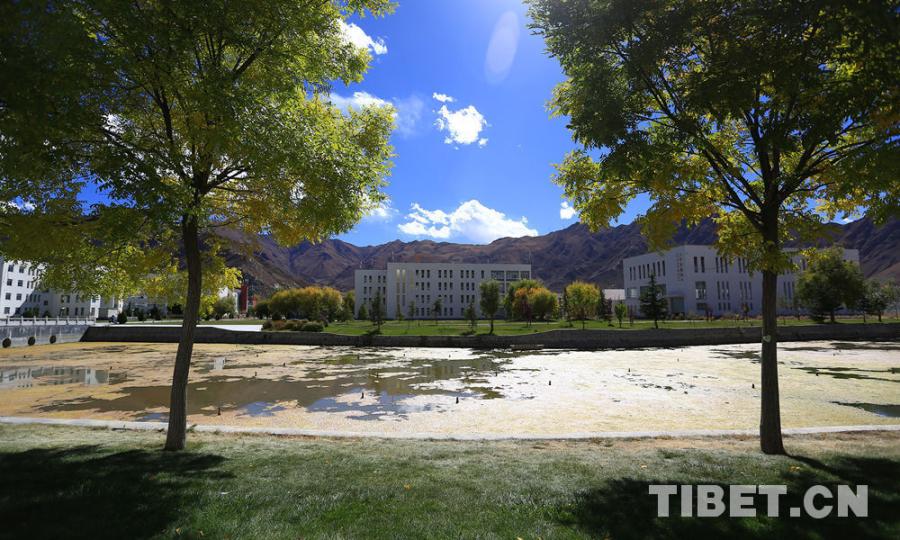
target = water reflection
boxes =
[35,353,528,421]
[1,366,124,389]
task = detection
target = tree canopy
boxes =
[796,248,865,323]
[565,281,599,329]
[0,0,395,450]
[479,280,501,334]
[528,0,899,455]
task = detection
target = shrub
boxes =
[300,321,324,332]
[116,311,128,324]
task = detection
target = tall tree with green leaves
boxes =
[479,280,501,334]
[464,302,477,331]
[369,289,385,330]
[796,248,865,323]
[1,0,395,450]
[639,274,668,329]
[614,302,627,329]
[432,297,443,324]
[504,278,541,317]
[565,281,600,330]
[528,0,899,454]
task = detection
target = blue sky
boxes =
[332,0,648,246]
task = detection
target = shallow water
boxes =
[0,341,897,435]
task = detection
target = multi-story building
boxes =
[355,262,533,319]
[0,259,42,316]
[1,257,103,319]
[622,246,860,317]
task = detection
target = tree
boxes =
[116,311,128,325]
[212,296,235,320]
[432,298,443,324]
[369,290,385,330]
[527,0,898,454]
[596,289,612,323]
[252,300,270,320]
[512,287,534,326]
[504,279,541,318]
[565,281,599,329]
[464,302,477,331]
[530,287,558,321]
[796,248,865,323]
[357,303,368,321]
[561,287,570,325]
[1,1,394,451]
[407,300,416,328]
[639,275,668,329]
[339,292,355,322]
[479,280,500,334]
[614,302,627,329]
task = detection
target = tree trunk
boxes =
[759,220,785,455]
[164,214,202,451]
[829,309,836,323]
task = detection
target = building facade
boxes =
[622,246,860,317]
[355,262,533,319]
[0,258,102,318]
[0,259,41,316]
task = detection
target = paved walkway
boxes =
[2,416,899,441]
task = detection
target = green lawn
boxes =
[123,316,900,336]
[0,424,896,539]
[315,316,900,336]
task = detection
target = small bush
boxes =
[117,311,128,325]
[300,321,324,332]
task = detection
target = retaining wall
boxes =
[2,323,94,348]
[81,322,900,350]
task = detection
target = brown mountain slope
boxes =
[218,218,898,296]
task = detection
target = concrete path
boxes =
[2,416,898,441]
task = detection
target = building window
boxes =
[695,281,707,300]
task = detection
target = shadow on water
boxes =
[793,366,900,383]
[833,402,900,418]
[551,456,900,539]
[0,445,229,540]
[34,354,519,420]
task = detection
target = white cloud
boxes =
[364,199,398,222]
[3,200,35,212]
[435,104,488,146]
[329,91,391,111]
[559,201,577,220]
[392,95,424,137]
[329,92,423,137]
[432,92,455,103]
[398,200,537,244]
[338,20,387,55]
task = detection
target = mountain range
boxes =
[217,217,900,297]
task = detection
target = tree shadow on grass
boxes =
[0,445,230,540]
[550,456,899,539]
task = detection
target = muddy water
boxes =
[0,341,897,435]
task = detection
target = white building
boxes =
[1,258,103,319]
[0,259,42,316]
[355,262,533,319]
[622,246,860,317]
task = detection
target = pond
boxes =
[0,341,897,435]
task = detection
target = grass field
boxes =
[0,424,897,539]
[129,315,900,336]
